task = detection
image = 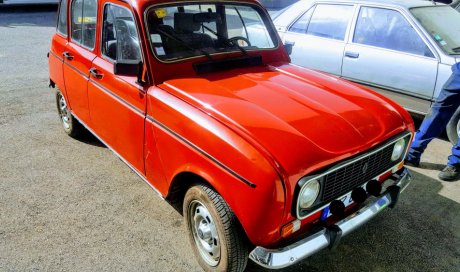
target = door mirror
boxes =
[114,60,141,76]
[284,43,294,55]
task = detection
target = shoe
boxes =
[438,165,460,181]
[404,159,420,168]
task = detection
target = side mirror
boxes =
[114,60,146,86]
[114,60,141,76]
[284,42,294,56]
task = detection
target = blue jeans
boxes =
[406,75,460,167]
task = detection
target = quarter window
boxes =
[101,4,141,61]
[305,4,354,41]
[289,7,314,34]
[353,7,434,57]
[57,0,68,36]
[71,0,97,49]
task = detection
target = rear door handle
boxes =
[89,68,103,79]
[344,51,359,59]
[63,51,74,60]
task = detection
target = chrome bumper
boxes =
[249,168,411,269]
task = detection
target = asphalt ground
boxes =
[0,6,459,272]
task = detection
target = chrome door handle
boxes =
[89,68,103,79]
[344,51,359,59]
[63,51,74,60]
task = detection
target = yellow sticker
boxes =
[155,9,167,19]
[77,17,96,23]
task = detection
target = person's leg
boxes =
[439,138,460,181]
[406,81,460,165]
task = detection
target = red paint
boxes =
[49,0,414,249]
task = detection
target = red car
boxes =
[48,0,414,271]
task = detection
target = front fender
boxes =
[144,87,287,247]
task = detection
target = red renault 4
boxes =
[48,0,414,271]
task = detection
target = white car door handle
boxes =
[345,51,360,59]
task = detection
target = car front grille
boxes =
[321,143,396,202]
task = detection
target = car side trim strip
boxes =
[49,50,64,62]
[64,61,89,80]
[88,78,145,118]
[146,115,257,189]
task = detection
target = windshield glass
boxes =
[411,6,460,55]
[145,2,277,62]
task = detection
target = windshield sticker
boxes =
[434,34,448,46]
[155,47,166,56]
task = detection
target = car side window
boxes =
[70,0,97,49]
[57,0,68,36]
[353,7,434,58]
[289,7,314,34]
[101,4,141,62]
[305,4,354,41]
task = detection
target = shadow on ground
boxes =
[0,5,57,27]
[245,170,460,272]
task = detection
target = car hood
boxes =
[160,63,409,188]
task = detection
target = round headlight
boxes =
[298,179,320,209]
[391,138,406,161]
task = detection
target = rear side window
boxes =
[289,7,314,34]
[101,4,141,62]
[71,0,97,49]
[353,7,434,57]
[306,4,354,41]
[57,0,68,36]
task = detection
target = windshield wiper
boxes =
[155,27,214,61]
[451,46,460,53]
[200,24,248,56]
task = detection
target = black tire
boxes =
[183,185,248,272]
[447,107,460,145]
[56,91,84,138]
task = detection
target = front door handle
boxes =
[89,68,103,79]
[344,51,360,59]
[63,51,74,60]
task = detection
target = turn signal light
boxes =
[281,220,301,238]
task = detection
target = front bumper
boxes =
[249,168,411,269]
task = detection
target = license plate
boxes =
[321,182,369,220]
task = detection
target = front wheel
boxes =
[183,185,248,272]
[447,107,460,145]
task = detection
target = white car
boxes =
[273,0,460,144]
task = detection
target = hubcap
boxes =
[58,94,71,130]
[457,119,460,139]
[189,200,221,266]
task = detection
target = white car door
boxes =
[281,4,355,76]
[342,6,439,114]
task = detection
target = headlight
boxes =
[298,179,320,209]
[391,138,406,161]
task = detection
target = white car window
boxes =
[306,4,354,41]
[289,7,314,34]
[354,7,434,58]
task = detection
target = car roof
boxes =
[292,0,442,9]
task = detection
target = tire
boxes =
[447,107,460,145]
[56,91,84,138]
[183,185,248,272]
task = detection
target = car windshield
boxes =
[145,2,277,62]
[411,5,460,55]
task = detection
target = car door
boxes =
[282,4,355,76]
[62,0,98,125]
[49,0,68,99]
[87,2,146,173]
[342,6,439,114]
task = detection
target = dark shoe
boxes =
[404,159,420,168]
[438,165,460,181]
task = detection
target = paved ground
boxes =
[0,6,459,272]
